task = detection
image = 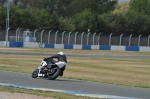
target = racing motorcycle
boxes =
[31,58,66,80]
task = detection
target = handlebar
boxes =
[43,57,56,64]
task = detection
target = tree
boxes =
[58,17,75,31]
[38,0,56,14]
[37,0,88,17]
[129,0,150,15]
[72,9,96,32]
[20,9,38,30]
[62,0,89,17]
[98,13,120,34]
[12,0,19,6]
[0,0,6,7]
[88,0,117,14]
[0,6,6,28]
[99,11,150,35]
[111,3,129,15]
[122,11,150,35]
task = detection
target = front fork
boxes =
[37,66,45,77]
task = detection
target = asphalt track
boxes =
[0,51,150,60]
[0,52,150,99]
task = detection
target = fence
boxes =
[0,29,150,46]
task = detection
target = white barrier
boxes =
[73,45,82,49]
[91,45,99,50]
[24,42,39,48]
[111,46,125,51]
[0,41,5,47]
[140,47,150,52]
[0,41,9,47]
[1,41,150,52]
[55,44,64,49]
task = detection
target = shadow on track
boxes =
[35,77,82,82]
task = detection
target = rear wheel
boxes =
[32,69,39,78]
[47,67,61,80]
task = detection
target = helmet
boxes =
[58,51,64,55]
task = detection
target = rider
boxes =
[45,51,67,76]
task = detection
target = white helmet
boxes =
[58,51,64,55]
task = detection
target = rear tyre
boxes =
[32,69,39,78]
[47,67,61,80]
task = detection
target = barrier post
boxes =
[87,32,90,45]
[55,31,58,44]
[74,32,78,45]
[48,30,52,44]
[62,31,65,44]
[68,32,72,44]
[15,28,19,42]
[109,33,113,45]
[81,32,84,45]
[34,29,37,38]
[138,35,141,46]
[93,33,96,45]
[129,34,132,46]
[97,33,102,45]
[119,34,123,46]
[40,30,44,44]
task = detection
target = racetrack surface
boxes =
[0,51,150,60]
[0,71,150,99]
[0,52,150,99]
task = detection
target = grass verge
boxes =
[0,54,150,88]
[0,85,100,99]
[1,47,150,56]
[0,48,150,99]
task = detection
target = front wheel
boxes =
[32,69,39,78]
[47,67,61,80]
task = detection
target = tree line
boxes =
[0,0,150,36]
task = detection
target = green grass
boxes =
[1,47,150,56]
[0,54,150,88]
[0,85,100,99]
[0,48,150,99]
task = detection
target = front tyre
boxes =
[47,67,61,80]
[32,69,39,78]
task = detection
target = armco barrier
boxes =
[9,42,16,47]
[100,45,111,50]
[0,41,149,52]
[44,44,54,48]
[111,46,125,51]
[91,45,99,50]
[64,44,73,49]
[9,42,23,47]
[73,45,82,49]
[125,46,139,51]
[140,47,150,52]
[0,41,6,47]
[55,44,64,49]
[82,45,91,50]
[24,42,39,48]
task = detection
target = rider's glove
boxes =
[43,57,47,61]
[48,57,52,61]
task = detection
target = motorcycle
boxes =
[32,58,66,80]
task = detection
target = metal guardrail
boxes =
[0,28,150,47]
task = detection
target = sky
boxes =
[118,0,130,4]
